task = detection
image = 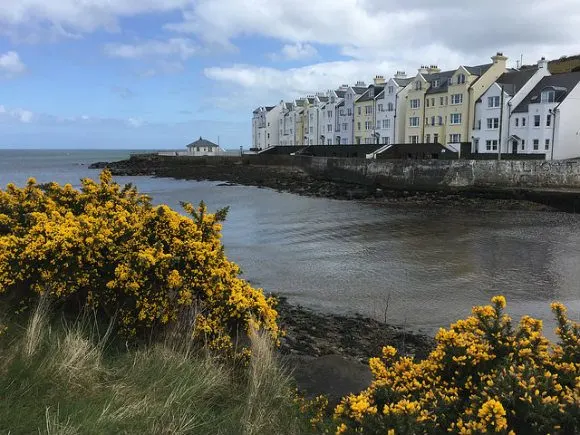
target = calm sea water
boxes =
[1,149,579,337]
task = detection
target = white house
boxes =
[375,72,412,145]
[186,137,224,156]
[278,102,294,146]
[251,107,268,150]
[336,82,366,144]
[509,71,580,159]
[472,58,551,154]
[265,103,284,149]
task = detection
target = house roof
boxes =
[265,106,275,111]
[285,102,293,110]
[307,97,315,103]
[356,85,385,102]
[513,71,580,113]
[295,99,305,107]
[318,96,329,102]
[186,137,220,149]
[335,90,347,98]
[495,67,539,96]
[336,100,345,108]
[424,70,456,95]
[352,86,367,94]
[464,63,493,76]
[393,77,413,87]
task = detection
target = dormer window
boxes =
[457,74,466,84]
[433,80,440,88]
[541,90,556,103]
[415,81,422,90]
[447,77,452,85]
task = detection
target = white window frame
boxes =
[450,113,462,125]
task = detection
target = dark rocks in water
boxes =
[216,182,238,187]
[89,161,110,169]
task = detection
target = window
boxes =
[267,122,270,127]
[545,139,550,150]
[425,117,429,126]
[340,109,345,116]
[342,123,348,130]
[533,139,539,150]
[487,118,499,129]
[309,127,313,133]
[357,122,361,131]
[365,121,372,130]
[477,120,482,130]
[426,134,431,143]
[431,98,435,106]
[365,105,373,114]
[433,134,439,143]
[388,86,394,94]
[383,119,391,128]
[431,116,436,126]
[440,97,445,106]
[327,124,333,132]
[515,118,519,127]
[450,113,462,125]
[409,117,420,127]
[196,147,200,152]
[488,96,501,108]
[438,116,443,126]
[328,139,332,145]
[457,74,466,84]
[267,133,270,139]
[426,99,430,107]
[378,104,384,112]
[541,90,555,103]
[347,108,352,116]
[433,80,440,88]
[357,107,362,115]
[310,114,313,121]
[451,94,463,105]
[409,135,419,144]
[449,134,461,143]
[387,103,394,112]
[415,81,422,90]
[522,117,526,127]
[522,140,525,150]
[327,110,333,118]
[447,77,452,85]
[534,115,541,127]
[410,99,421,109]
[547,114,552,127]
[485,140,498,151]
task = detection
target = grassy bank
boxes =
[0,303,311,435]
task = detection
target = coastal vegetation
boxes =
[0,172,578,434]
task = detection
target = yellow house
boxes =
[407,53,508,145]
[404,66,440,143]
[354,77,385,144]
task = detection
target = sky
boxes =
[1,0,580,150]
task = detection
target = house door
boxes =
[512,140,518,154]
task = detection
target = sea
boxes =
[1,149,579,337]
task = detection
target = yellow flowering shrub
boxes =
[334,297,579,434]
[0,171,278,354]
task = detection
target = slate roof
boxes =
[495,67,539,96]
[336,100,345,108]
[295,99,305,107]
[285,102,293,110]
[335,90,347,98]
[356,85,385,102]
[464,63,493,76]
[307,97,315,103]
[424,70,456,95]
[393,77,413,87]
[352,86,368,94]
[318,96,329,102]
[265,106,275,111]
[186,137,219,149]
[513,71,580,113]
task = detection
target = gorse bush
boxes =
[0,171,278,354]
[334,297,579,434]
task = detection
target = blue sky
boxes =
[1,0,579,149]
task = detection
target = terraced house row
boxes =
[252,52,580,160]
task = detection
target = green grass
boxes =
[0,303,312,435]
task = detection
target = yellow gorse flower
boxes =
[333,297,579,434]
[0,171,278,356]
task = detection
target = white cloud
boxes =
[0,105,34,123]
[127,117,144,127]
[0,51,26,78]
[270,43,318,61]
[104,38,198,60]
[0,0,191,37]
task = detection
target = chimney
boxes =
[355,80,366,87]
[491,51,508,68]
[538,56,549,70]
[418,65,429,74]
[394,70,407,79]
[339,84,349,90]
[373,75,386,85]
[427,65,441,74]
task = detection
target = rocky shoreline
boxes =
[90,156,555,211]
[275,296,435,402]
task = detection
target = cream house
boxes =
[186,137,224,156]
